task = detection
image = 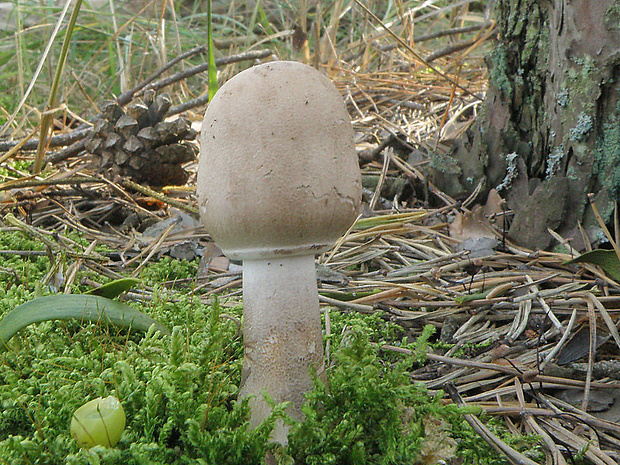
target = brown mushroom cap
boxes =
[198,61,361,259]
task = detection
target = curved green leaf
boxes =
[564,249,620,282]
[0,294,170,353]
[84,278,142,299]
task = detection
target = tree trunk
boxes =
[447,0,620,250]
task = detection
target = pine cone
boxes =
[86,93,197,187]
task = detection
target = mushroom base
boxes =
[239,254,325,445]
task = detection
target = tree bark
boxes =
[446,0,620,250]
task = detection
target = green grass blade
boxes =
[84,278,142,299]
[206,0,218,100]
[33,0,84,173]
[0,294,170,353]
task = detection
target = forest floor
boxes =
[0,1,619,464]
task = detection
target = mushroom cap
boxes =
[197,61,361,260]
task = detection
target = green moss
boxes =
[489,43,513,100]
[552,243,571,254]
[288,327,521,465]
[140,257,199,286]
[289,329,428,464]
[0,298,273,465]
[521,6,541,65]
[501,0,526,37]
[0,279,536,465]
[534,16,550,69]
[0,159,33,177]
[0,232,49,310]
[0,235,537,464]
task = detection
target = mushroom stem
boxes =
[239,254,325,445]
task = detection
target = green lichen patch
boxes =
[604,2,620,31]
[429,152,462,175]
[546,145,564,178]
[564,55,600,118]
[489,43,513,100]
[569,113,594,142]
[594,101,620,203]
[496,152,519,192]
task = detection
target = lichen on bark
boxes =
[445,0,620,250]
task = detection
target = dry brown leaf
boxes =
[483,188,505,218]
[450,205,491,241]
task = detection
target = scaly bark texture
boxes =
[447,0,620,249]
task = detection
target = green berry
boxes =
[70,396,126,448]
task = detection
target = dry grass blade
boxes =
[353,0,482,100]
[446,383,541,465]
[541,419,617,465]
[586,292,620,351]
[514,378,568,465]
[0,1,74,137]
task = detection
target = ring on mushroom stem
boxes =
[197,60,362,445]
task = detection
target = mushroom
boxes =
[197,61,361,444]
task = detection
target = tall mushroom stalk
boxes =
[197,61,361,444]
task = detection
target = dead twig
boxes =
[445,383,541,465]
